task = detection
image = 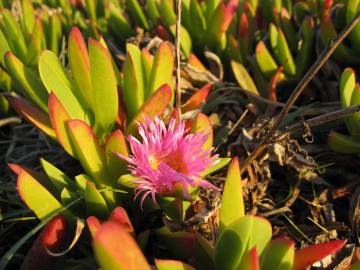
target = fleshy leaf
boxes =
[349,84,360,135]
[109,207,134,233]
[20,214,68,270]
[255,41,278,79]
[320,16,360,64]
[4,52,48,112]
[126,84,172,134]
[26,18,44,66]
[17,170,65,221]
[155,259,196,270]
[93,222,151,270]
[191,113,213,150]
[260,238,294,270]
[201,158,231,176]
[39,50,85,120]
[105,130,129,180]
[194,233,215,270]
[231,61,259,96]
[7,94,55,139]
[147,42,174,98]
[85,180,110,219]
[89,38,118,138]
[293,240,345,270]
[0,9,27,62]
[169,24,192,58]
[215,216,272,270]
[295,16,315,77]
[155,226,196,260]
[340,68,356,108]
[40,158,76,193]
[66,120,116,206]
[238,247,259,270]
[123,43,145,120]
[158,0,177,27]
[48,92,76,157]
[219,157,245,232]
[182,83,211,112]
[126,0,150,30]
[87,216,102,237]
[327,131,360,154]
[68,27,92,110]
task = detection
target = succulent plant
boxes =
[0,0,63,114]
[88,159,346,270]
[320,0,360,64]
[230,0,316,101]
[328,68,360,153]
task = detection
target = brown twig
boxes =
[175,0,182,120]
[240,12,360,174]
[283,104,360,134]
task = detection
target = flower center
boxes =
[149,152,188,175]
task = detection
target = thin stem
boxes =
[240,12,360,174]
[0,117,21,128]
[175,0,182,120]
[283,104,360,135]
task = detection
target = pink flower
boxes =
[121,117,218,206]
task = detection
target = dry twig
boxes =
[240,12,360,174]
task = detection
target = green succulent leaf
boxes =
[105,130,129,180]
[126,84,172,134]
[219,157,245,233]
[237,247,259,270]
[85,180,110,219]
[66,119,116,207]
[93,222,151,270]
[17,170,67,221]
[155,259,196,270]
[260,238,294,270]
[39,50,86,120]
[215,216,272,270]
[7,94,55,139]
[108,5,135,40]
[123,43,145,120]
[26,18,44,66]
[340,68,356,108]
[40,158,76,194]
[48,92,77,157]
[231,60,259,96]
[320,16,360,64]
[191,113,213,150]
[255,41,278,80]
[155,226,196,260]
[346,0,360,53]
[126,0,150,30]
[0,8,27,62]
[147,42,174,98]
[19,0,35,37]
[349,84,360,135]
[4,52,48,112]
[201,158,231,177]
[327,131,360,154]
[295,16,315,77]
[47,13,62,55]
[169,24,192,58]
[0,29,10,65]
[89,38,118,138]
[68,27,93,111]
[158,0,177,27]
